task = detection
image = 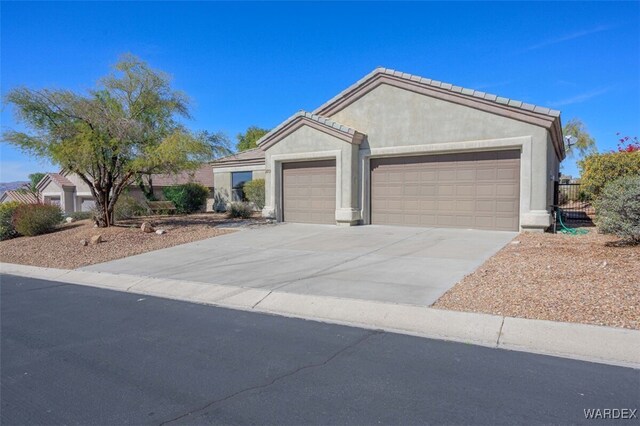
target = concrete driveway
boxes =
[82,224,516,306]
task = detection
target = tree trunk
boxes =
[137,174,155,201]
[93,190,114,227]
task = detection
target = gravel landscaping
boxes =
[433,229,640,330]
[0,213,268,270]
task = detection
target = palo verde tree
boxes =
[135,130,230,200]
[562,118,597,158]
[3,54,226,227]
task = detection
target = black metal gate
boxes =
[554,182,594,224]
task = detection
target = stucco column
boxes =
[262,167,276,219]
[520,133,553,232]
[334,144,361,226]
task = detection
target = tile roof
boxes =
[314,67,561,118]
[212,148,266,167]
[150,164,214,187]
[256,111,365,149]
[48,173,75,188]
[0,190,39,204]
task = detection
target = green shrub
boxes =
[69,211,93,220]
[227,202,253,219]
[12,204,63,237]
[0,201,21,240]
[595,176,640,244]
[114,194,146,220]
[243,178,265,209]
[162,183,209,214]
[579,151,640,200]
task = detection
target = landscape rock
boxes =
[80,239,88,247]
[155,229,166,235]
[65,217,75,224]
[90,235,103,245]
[510,240,521,245]
[141,222,155,233]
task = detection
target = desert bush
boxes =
[595,176,640,244]
[114,193,146,220]
[243,178,265,210]
[227,202,253,219]
[163,183,209,214]
[579,151,640,200]
[0,201,21,240]
[69,211,93,220]
[12,204,63,236]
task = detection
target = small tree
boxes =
[579,151,640,200]
[595,176,640,244]
[563,118,597,158]
[236,126,269,152]
[135,131,230,201]
[243,179,264,210]
[17,172,46,202]
[3,54,226,227]
[243,178,265,209]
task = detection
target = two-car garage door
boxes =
[370,150,520,231]
[281,150,520,231]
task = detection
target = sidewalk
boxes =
[2,262,638,368]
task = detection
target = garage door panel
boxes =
[496,183,518,197]
[370,150,520,231]
[456,185,474,196]
[456,169,475,180]
[282,160,336,225]
[476,169,497,180]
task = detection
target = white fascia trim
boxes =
[359,136,533,230]
[213,164,266,174]
[266,150,342,222]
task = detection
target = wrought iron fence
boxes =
[554,182,595,224]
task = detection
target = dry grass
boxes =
[433,228,640,330]
[0,213,267,270]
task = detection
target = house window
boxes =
[232,171,253,201]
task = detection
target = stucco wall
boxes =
[263,125,358,224]
[328,84,559,230]
[213,165,266,211]
[64,173,92,194]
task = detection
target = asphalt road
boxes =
[1,274,638,425]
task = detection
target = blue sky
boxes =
[1,1,638,181]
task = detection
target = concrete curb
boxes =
[2,262,638,369]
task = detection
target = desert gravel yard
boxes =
[433,229,640,330]
[0,213,266,269]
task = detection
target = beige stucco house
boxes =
[0,190,39,205]
[213,68,564,232]
[33,165,216,214]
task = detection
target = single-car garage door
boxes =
[370,150,520,231]
[282,160,336,224]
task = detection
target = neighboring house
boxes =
[212,67,564,232]
[33,165,215,214]
[0,190,39,204]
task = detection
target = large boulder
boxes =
[90,234,103,245]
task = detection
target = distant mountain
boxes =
[0,181,29,197]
